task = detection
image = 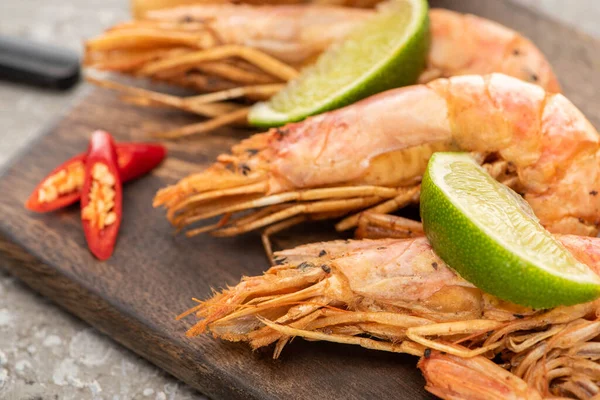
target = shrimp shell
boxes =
[423,9,560,91]
[144,3,371,66]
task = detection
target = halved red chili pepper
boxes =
[25,134,166,213]
[81,131,122,260]
[116,142,167,182]
[25,154,87,213]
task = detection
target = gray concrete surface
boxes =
[0,1,599,399]
[1,2,204,399]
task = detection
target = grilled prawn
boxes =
[87,5,559,90]
[155,74,599,239]
[181,234,600,399]
[85,4,559,137]
[87,5,558,89]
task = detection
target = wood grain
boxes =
[0,1,599,399]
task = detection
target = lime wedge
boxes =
[248,0,429,127]
[420,152,600,308]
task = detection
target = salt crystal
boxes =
[43,335,62,347]
[0,368,7,388]
[69,329,112,366]
[88,379,102,396]
[52,358,79,386]
[15,360,31,373]
[0,309,13,328]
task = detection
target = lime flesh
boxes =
[420,152,600,308]
[248,0,429,127]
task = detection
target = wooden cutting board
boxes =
[1,1,599,398]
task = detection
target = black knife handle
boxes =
[0,36,80,90]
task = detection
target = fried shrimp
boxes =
[155,74,597,240]
[85,4,559,137]
[181,233,600,399]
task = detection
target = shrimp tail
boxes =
[418,351,543,400]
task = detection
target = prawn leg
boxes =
[261,209,358,263]
[174,185,399,233]
[335,186,420,231]
[139,45,299,81]
[406,320,504,358]
[184,83,284,104]
[86,76,242,117]
[210,196,384,236]
[193,61,277,85]
[355,212,424,240]
[261,216,308,264]
[259,317,425,357]
[153,107,250,139]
